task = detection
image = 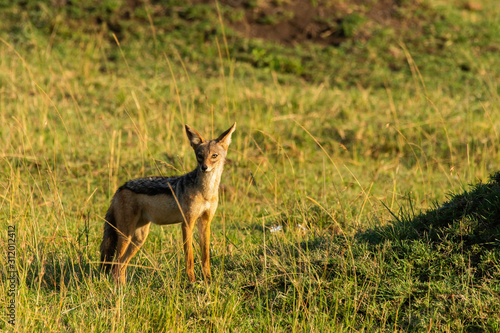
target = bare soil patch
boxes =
[194,0,427,46]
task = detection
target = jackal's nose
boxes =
[201,165,208,172]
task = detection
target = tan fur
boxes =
[100,123,236,285]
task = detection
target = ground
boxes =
[196,0,435,46]
[1,0,499,331]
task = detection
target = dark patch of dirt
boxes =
[193,0,426,47]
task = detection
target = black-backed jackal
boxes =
[100,123,236,284]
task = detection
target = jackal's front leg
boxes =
[181,220,196,282]
[198,211,213,283]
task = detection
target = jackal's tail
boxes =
[100,206,118,273]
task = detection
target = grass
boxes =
[1,0,499,331]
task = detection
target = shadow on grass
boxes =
[358,171,500,277]
[24,247,102,291]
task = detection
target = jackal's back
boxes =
[118,172,198,197]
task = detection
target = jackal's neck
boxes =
[195,164,224,199]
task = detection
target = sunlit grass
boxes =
[1,0,499,331]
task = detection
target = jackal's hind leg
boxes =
[113,223,151,285]
[121,223,152,276]
[114,234,132,285]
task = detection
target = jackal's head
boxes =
[185,123,236,173]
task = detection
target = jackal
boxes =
[100,123,236,284]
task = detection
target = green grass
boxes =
[1,0,499,331]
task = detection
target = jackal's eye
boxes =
[211,153,218,159]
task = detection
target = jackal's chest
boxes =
[181,193,218,217]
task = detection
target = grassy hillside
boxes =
[1,0,499,331]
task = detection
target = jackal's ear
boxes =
[216,122,236,150]
[185,125,205,149]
